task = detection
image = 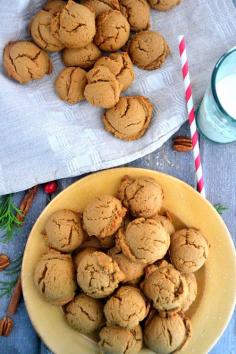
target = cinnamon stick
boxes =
[16,185,38,223]
[7,276,22,316]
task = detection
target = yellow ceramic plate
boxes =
[22,168,236,354]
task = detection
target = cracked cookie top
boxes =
[147,0,181,11]
[33,250,76,305]
[3,40,52,84]
[81,0,120,17]
[120,0,150,32]
[108,245,146,283]
[77,251,125,298]
[83,194,126,237]
[62,43,102,69]
[51,0,96,49]
[103,96,153,141]
[43,0,66,15]
[64,294,105,334]
[141,261,189,313]
[99,324,143,354]
[54,67,87,104]
[128,30,170,70]
[94,52,134,91]
[30,10,64,52]
[182,272,198,312]
[104,285,149,329]
[117,218,170,264]
[169,228,209,273]
[144,311,191,354]
[45,209,85,252]
[117,175,163,217]
[152,214,175,235]
[84,66,122,108]
[94,10,130,52]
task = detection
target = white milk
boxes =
[216,74,236,119]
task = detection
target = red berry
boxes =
[44,181,58,194]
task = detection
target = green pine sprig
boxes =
[214,203,228,215]
[0,278,18,298]
[0,194,23,243]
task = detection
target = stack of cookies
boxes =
[34,174,209,354]
[3,0,181,141]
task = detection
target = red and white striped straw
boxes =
[178,35,206,198]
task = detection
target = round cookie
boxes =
[120,0,150,32]
[43,0,65,15]
[62,43,101,69]
[104,286,149,329]
[108,246,146,283]
[45,209,85,252]
[142,261,188,313]
[94,10,130,52]
[64,294,105,334]
[51,0,96,48]
[103,96,153,141]
[117,218,170,264]
[30,10,64,52]
[83,194,126,238]
[34,250,76,305]
[81,0,120,17]
[99,325,143,354]
[117,175,163,218]
[128,30,170,70]
[84,66,121,108]
[152,213,175,235]
[76,251,125,298]
[73,247,97,269]
[55,67,87,104]
[148,0,181,11]
[94,52,135,91]
[144,312,191,354]
[182,273,198,312]
[3,41,52,84]
[169,228,209,273]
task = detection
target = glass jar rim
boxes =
[211,47,236,123]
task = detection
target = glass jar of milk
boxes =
[197,48,236,143]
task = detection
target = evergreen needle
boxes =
[214,203,228,215]
[0,194,23,242]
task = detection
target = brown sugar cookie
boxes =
[83,194,126,238]
[94,52,134,91]
[104,286,149,329]
[62,43,102,69]
[128,30,170,70]
[3,41,52,84]
[148,0,181,11]
[120,0,150,32]
[103,96,153,141]
[117,175,163,218]
[169,228,209,273]
[141,261,188,313]
[84,66,121,108]
[94,10,130,52]
[51,0,96,48]
[76,251,125,298]
[99,325,143,354]
[144,312,191,354]
[55,67,87,104]
[81,0,120,17]
[43,0,65,15]
[30,10,64,52]
[117,218,170,264]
